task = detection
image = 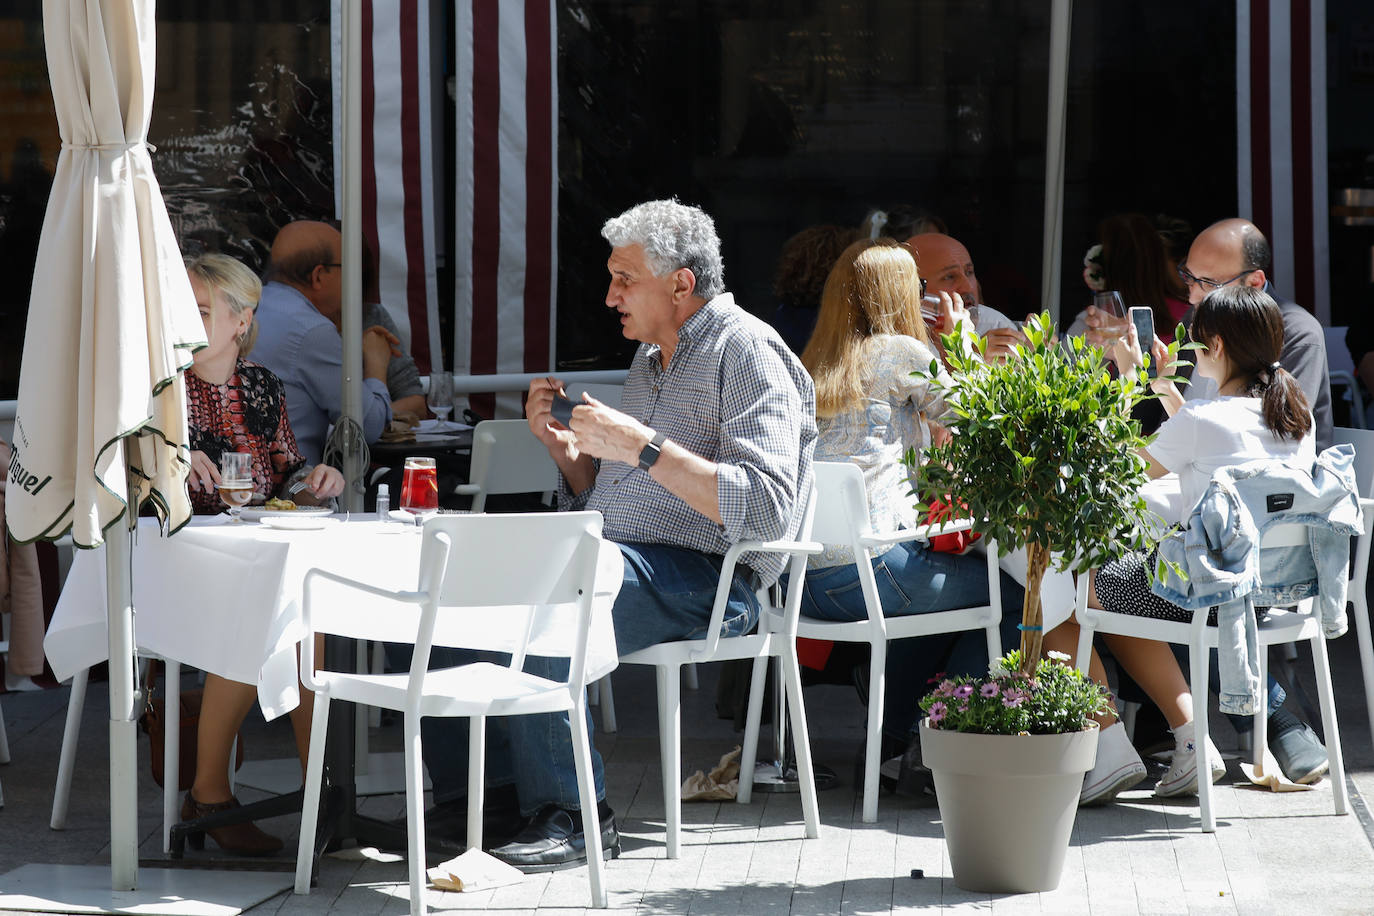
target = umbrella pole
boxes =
[105,523,139,890]
[1039,0,1072,325]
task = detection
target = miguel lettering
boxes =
[7,446,51,495]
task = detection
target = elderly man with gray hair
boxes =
[414,199,816,872]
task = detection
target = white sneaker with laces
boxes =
[1081,721,1147,806]
[1155,727,1225,798]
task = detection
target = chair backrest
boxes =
[466,419,560,512]
[811,461,873,549]
[1326,326,1357,377]
[1331,426,1374,499]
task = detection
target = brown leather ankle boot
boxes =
[181,791,284,857]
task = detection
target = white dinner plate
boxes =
[239,505,334,522]
[257,515,340,531]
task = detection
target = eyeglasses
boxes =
[1176,264,1257,291]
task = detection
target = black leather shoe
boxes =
[488,802,620,873]
[414,784,526,850]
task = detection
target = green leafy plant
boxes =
[920,649,1112,735]
[908,313,1195,677]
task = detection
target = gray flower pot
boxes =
[920,718,1099,893]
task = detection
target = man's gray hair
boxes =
[601,199,725,300]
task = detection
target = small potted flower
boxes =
[918,649,1111,892]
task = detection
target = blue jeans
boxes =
[783,541,1024,743]
[399,541,759,815]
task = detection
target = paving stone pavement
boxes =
[3,629,1374,915]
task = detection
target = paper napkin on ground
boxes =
[682,745,742,801]
[427,848,526,891]
[1239,747,1314,792]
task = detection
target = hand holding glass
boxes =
[1092,290,1126,319]
[217,452,254,521]
[427,372,455,431]
[400,456,439,525]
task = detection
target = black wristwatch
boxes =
[638,431,667,471]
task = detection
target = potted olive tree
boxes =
[907,313,1187,892]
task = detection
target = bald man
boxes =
[1086,218,1331,449]
[248,220,395,464]
[907,232,1026,361]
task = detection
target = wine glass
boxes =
[216,452,254,522]
[427,371,455,431]
[1092,290,1126,320]
[400,456,439,526]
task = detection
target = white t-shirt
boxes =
[1147,396,1316,524]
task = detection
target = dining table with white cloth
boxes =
[45,514,623,722]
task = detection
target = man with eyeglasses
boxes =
[1088,216,1333,787]
[250,220,396,464]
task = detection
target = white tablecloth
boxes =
[45,516,622,720]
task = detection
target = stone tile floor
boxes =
[3,630,1374,915]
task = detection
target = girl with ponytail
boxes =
[1043,283,1317,806]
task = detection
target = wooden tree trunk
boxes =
[1018,539,1050,676]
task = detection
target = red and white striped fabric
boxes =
[1237,0,1330,323]
[454,0,557,415]
[332,0,440,375]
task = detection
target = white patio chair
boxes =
[454,419,559,513]
[1074,498,1364,832]
[453,417,619,730]
[293,511,610,913]
[618,481,823,858]
[1330,427,1374,745]
[51,653,201,851]
[1326,327,1365,429]
[767,460,1003,824]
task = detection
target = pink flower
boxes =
[953,684,974,700]
[928,702,947,725]
[1002,689,1026,708]
[980,682,999,698]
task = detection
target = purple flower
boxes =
[979,682,999,698]
[1002,689,1026,708]
[933,680,955,697]
[928,702,947,725]
[953,684,974,700]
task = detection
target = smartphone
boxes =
[1128,306,1156,378]
[551,392,575,426]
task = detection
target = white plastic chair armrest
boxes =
[454,483,481,496]
[300,567,430,692]
[691,537,823,661]
[858,516,978,553]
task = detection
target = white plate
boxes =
[239,505,334,522]
[257,515,340,531]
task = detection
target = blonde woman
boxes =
[181,253,343,854]
[789,238,1026,769]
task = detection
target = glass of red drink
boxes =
[400,456,439,524]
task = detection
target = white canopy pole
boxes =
[1040,0,1073,325]
[339,0,364,512]
[106,521,137,890]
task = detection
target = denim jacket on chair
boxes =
[1151,444,1363,715]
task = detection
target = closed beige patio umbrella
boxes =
[5,0,202,895]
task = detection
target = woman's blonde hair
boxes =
[186,252,262,357]
[801,238,931,417]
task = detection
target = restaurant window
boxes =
[555,0,1236,366]
[0,1,333,401]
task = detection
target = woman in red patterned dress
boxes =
[179,253,344,855]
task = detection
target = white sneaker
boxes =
[1081,722,1147,806]
[1155,730,1226,798]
